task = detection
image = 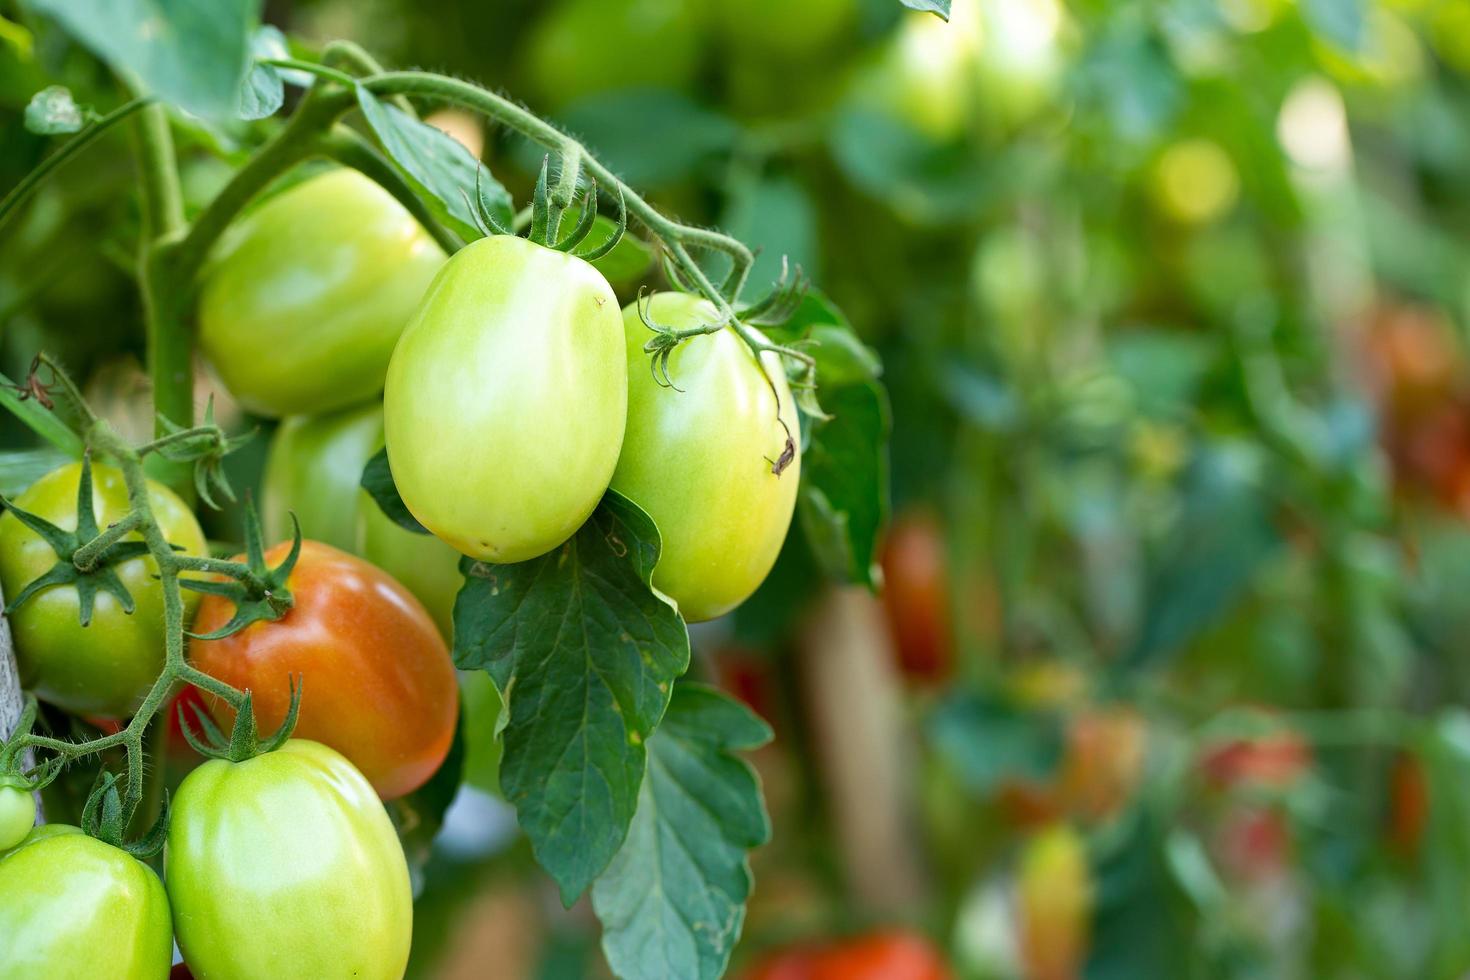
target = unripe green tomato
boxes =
[0,831,173,978]
[356,497,461,638]
[0,462,208,717]
[261,403,385,551]
[526,0,702,109]
[259,402,462,637]
[712,0,855,60]
[611,293,799,622]
[166,740,413,979]
[384,235,627,563]
[198,169,446,418]
[0,781,35,851]
[0,821,82,861]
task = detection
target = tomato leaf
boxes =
[799,379,891,589]
[592,683,771,980]
[546,89,740,189]
[356,87,514,242]
[236,26,285,121]
[360,448,430,535]
[25,0,257,119]
[927,692,1065,792]
[24,85,86,135]
[899,0,951,19]
[452,491,690,906]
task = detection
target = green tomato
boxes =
[611,293,800,621]
[356,497,462,638]
[261,403,385,551]
[526,0,702,109]
[259,402,462,636]
[0,781,35,852]
[384,235,627,563]
[713,0,854,60]
[166,740,413,979]
[0,831,173,978]
[0,822,82,862]
[198,169,446,418]
[0,462,208,717]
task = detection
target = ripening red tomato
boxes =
[745,930,952,980]
[1388,753,1429,856]
[879,510,953,683]
[1200,721,1311,792]
[189,541,458,800]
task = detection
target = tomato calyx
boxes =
[148,397,253,511]
[80,770,169,859]
[0,454,153,624]
[179,680,302,764]
[182,504,299,640]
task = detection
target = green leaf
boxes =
[389,697,466,897]
[1301,0,1365,52]
[0,448,69,497]
[360,448,429,535]
[551,89,740,189]
[592,683,772,980]
[560,203,654,286]
[25,0,257,119]
[720,175,820,299]
[1085,812,1196,979]
[927,692,1065,792]
[798,379,891,588]
[356,87,513,242]
[453,491,690,905]
[237,25,285,121]
[899,0,950,18]
[1120,444,1278,672]
[24,85,85,134]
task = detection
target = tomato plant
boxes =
[190,540,458,800]
[166,739,413,978]
[198,168,446,418]
[0,831,173,977]
[611,292,799,622]
[384,234,627,563]
[0,461,208,717]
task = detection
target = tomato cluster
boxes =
[0,740,411,978]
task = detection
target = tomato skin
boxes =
[0,822,82,861]
[384,235,627,563]
[526,0,702,109]
[0,462,208,717]
[0,831,173,978]
[1017,825,1092,980]
[745,931,951,980]
[189,540,457,800]
[0,781,35,851]
[166,740,413,979]
[261,403,384,551]
[879,511,953,682]
[610,292,799,622]
[259,402,462,638]
[198,169,446,418]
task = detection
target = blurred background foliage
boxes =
[7,0,1470,976]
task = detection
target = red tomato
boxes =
[879,511,953,683]
[1388,753,1429,856]
[745,931,951,980]
[1212,806,1290,883]
[1200,714,1311,791]
[189,541,458,800]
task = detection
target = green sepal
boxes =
[529,154,552,246]
[574,184,626,262]
[181,503,298,640]
[179,678,302,763]
[1,455,154,625]
[552,181,599,253]
[81,770,169,859]
[155,397,254,511]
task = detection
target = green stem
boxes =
[0,98,151,233]
[71,512,144,571]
